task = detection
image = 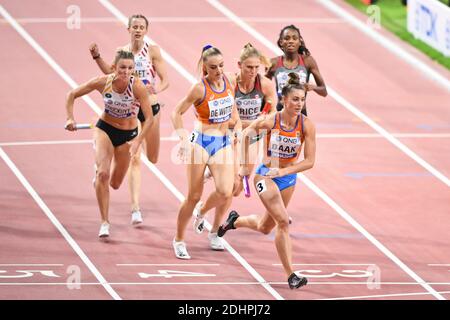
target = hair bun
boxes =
[287,72,300,85]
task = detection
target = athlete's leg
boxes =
[254,177,295,278]
[143,93,161,163]
[199,145,234,233]
[175,143,208,242]
[144,111,161,163]
[230,176,295,234]
[109,141,132,190]
[233,139,259,197]
[93,128,114,224]
[128,121,142,212]
[128,155,141,212]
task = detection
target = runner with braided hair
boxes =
[266,24,327,114]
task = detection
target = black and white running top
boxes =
[102,74,139,119]
[235,74,265,121]
[273,55,309,100]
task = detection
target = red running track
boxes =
[0,0,449,300]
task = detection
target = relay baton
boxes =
[65,123,93,130]
[243,175,251,198]
[261,100,272,115]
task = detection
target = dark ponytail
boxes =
[281,73,304,97]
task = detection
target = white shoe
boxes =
[208,232,224,251]
[193,201,205,234]
[98,222,110,238]
[172,239,191,259]
[203,166,213,184]
[131,210,143,225]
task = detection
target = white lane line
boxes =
[0,17,345,24]
[2,133,449,147]
[0,264,64,266]
[98,0,196,84]
[299,171,446,300]
[207,0,450,189]
[206,0,447,300]
[0,140,93,147]
[321,290,450,301]
[318,133,450,138]
[326,88,450,187]
[316,0,450,92]
[0,8,102,115]
[98,0,284,301]
[0,5,121,301]
[0,282,265,285]
[116,264,220,266]
[0,17,119,23]
[0,282,449,286]
[0,148,119,300]
[0,0,282,302]
[272,263,374,266]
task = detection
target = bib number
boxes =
[190,131,199,143]
[255,180,267,194]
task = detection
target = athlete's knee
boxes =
[130,155,141,167]
[147,152,158,164]
[232,183,243,197]
[215,182,234,199]
[258,226,272,234]
[215,187,233,200]
[258,224,273,235]
[186,192,202,204]
[109,180,121,190]
[97,170,110,184]
[276,218,290,231]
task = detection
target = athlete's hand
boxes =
[233,130,242,145]
[256,113,268,122]
[64,119,77,131]
[89,43,100,58]
[145,83,158,95]
[303,83,315,92]
[238,166,250,178]
[265,167,285,178]
[177,139,190,163]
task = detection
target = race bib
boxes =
[236,97,262,120]
[208,95,233,123]
[189,131,199,144]
[255,179,267,194]
[269,132,301,159]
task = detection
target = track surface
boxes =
[0,0,449,300]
